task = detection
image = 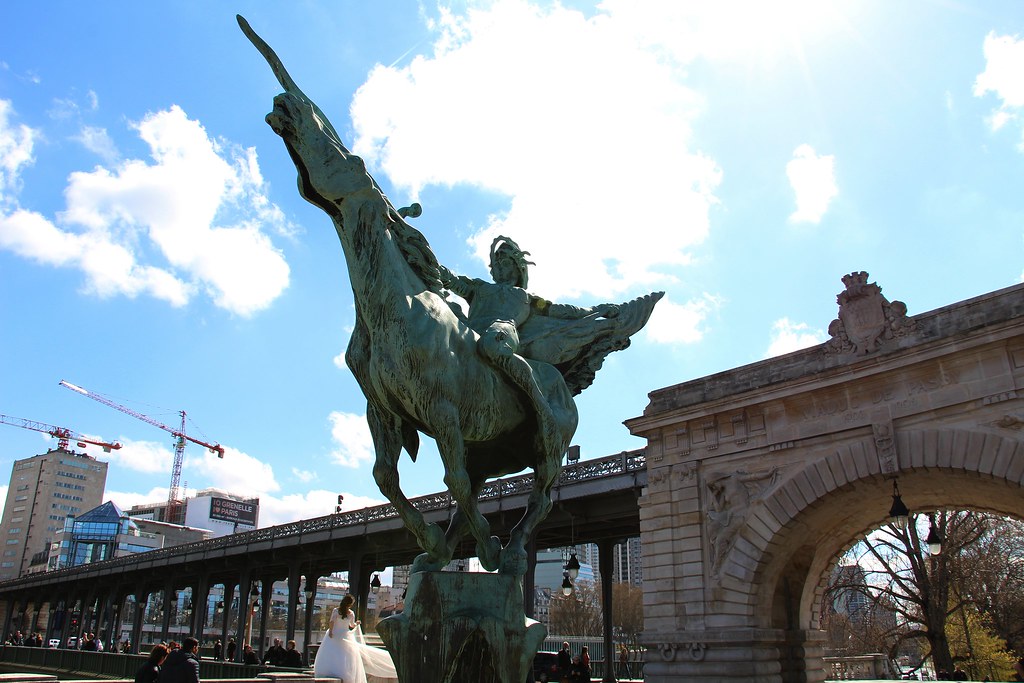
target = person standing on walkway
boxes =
[134,645,168,683]
[158,637,200,683]
[558,641,572,682]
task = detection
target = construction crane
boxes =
[0,413,122,452]
[60,380,224,524]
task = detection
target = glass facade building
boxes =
[52,501,162,570]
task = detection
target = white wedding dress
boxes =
[313,608,397,683]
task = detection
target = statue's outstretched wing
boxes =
[519,291,664,395]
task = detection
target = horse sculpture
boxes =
[240,16,662,576]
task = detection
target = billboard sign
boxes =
[209,497,258,526]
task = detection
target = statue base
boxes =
[378,571,546,683]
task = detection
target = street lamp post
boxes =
[246,583,260,648]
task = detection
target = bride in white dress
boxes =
[313,595,397,683]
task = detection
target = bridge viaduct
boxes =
[1,275,1022,683]
[0,451,644,665]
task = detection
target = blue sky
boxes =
[1,1,1022,529]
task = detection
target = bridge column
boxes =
[43,596,61,645]
[78,590,96,643]
[219,582,236,659]
[257,575,278,657]
[130,588,148,653]
[106,592,122,648]
[95,591,113,648]
[302,571,322,666]
[351,554,375,624]
[523,537,537,618]
[285,560,301,643]
[191,573,211,642]
[48,594,72,647]
[236,571,255,657]
[598,538,615,683]
[159,584,174,643]
[29,594,46,637]
[2,593,24,643]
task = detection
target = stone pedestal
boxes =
[378,571,546,683]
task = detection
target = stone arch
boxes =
[723,427,1024,635]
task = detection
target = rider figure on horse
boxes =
[439,236,618,453]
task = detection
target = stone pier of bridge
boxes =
[627,276,1024,682]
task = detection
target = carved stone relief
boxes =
[872,421,899,475]
[825,272,915,356]
[704,467,780,580]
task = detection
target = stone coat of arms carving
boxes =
[826,271,915,356]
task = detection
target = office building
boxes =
[0,448,107,580]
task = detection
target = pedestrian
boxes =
[212,639,222,661]
[135,644,169,683]
[568,655,585,682]
[283,640,303,668]
[158,636,200,683]
[263,637,286,666]
[226,637,236,662]
[557,641,572,681]
[242,643,260,665]
[580,646,591,681]
[618,644,630,680]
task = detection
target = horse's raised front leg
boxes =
[367,402,447,571]
[433,415,501,572]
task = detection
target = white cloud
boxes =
[787,144,837,224]
[643,294,718,344]
[255,489,387,527]
[328,411,374,468]
[0,103,292,316]
[100,438,175,475]
[0,99,36,203]
[75,125,119,165]
[974,32,1024,146]
[185,445,281,495]
[764,317,826,358]
[350,0,721,301]
[105,487,169,513]
[291,467,316,483]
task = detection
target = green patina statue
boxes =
[239,15,661,681]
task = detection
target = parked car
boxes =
[532,651,560,682]
[66,637,77,649]
[47,638,60,648]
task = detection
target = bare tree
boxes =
[611,582,643,647]
[835,510,1023,676]
[956,516,1024,654]
[549,581,603,637]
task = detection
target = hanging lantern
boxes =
[888,480,909,529]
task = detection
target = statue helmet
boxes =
[489,235,534,288]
